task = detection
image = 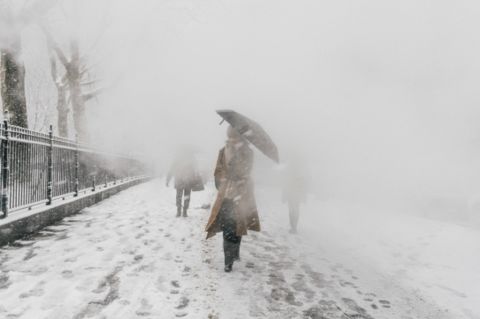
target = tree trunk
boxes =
[69,71,86,140]
[68,41,87,140]
[48,53,69,137]
[56,84,68,137]
[0,40,28,128]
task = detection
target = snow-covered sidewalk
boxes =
[0,179,476,318]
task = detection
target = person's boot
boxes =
[224,241,234,272]
[176,206,181,217]
[183,199,189,217]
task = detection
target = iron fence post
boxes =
[74,135,79,197]
[92,174,96,192]
[1,120,9,218]
[46,125,53,205]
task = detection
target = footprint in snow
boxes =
[31,266,49,276]
[339,280,357,289]
[135,298,153,317]
[19,282,45,298]
[176,296,190,309]
[64,256,78,263]
[133,254,144,263]
[341,297,374,319]
[163,252,173,261]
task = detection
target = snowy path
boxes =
[0,180,474,318]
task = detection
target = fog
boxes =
[2,1,480,317]
[6,0,480,215]
[83,0,480,216]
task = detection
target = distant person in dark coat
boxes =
[282,161,308,233]
[166,149,203,217]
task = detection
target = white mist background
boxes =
[5,0,480,218]
[89,0,480,218]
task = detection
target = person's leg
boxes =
[176,188,183,217]
[234,236,242,261]
[222,200,240,272]
[183,188,191,217]
[289,200,300,233]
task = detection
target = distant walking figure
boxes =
[282,162,308,234]
[205,126,260,272]
[166,149,203,217]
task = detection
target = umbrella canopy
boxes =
[216,109,279,163]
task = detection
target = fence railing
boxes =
[0,121,147,218]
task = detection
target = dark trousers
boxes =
[220,200,242,265]
[288,200,300,231]
[176,188,191,213]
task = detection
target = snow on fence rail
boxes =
[0,121,147,218]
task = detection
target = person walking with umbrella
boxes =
[206,110,279,272]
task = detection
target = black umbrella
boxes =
[216,109,279,163]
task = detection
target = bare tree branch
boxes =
[81,79,98,86]
[41,24,69,67]
[82,87,103,102]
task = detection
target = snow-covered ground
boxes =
[0,179,478,318]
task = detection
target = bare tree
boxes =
[46,40,68,136]
[38,0,112,140]
[28,70,55,132]
[42,27,103,139]
[0,0,57,128]
[0,8,28,127]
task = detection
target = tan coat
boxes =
[205,143,260,239]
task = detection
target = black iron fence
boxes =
[0,121,147,218]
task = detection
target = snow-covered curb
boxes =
[0,177,148,246]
